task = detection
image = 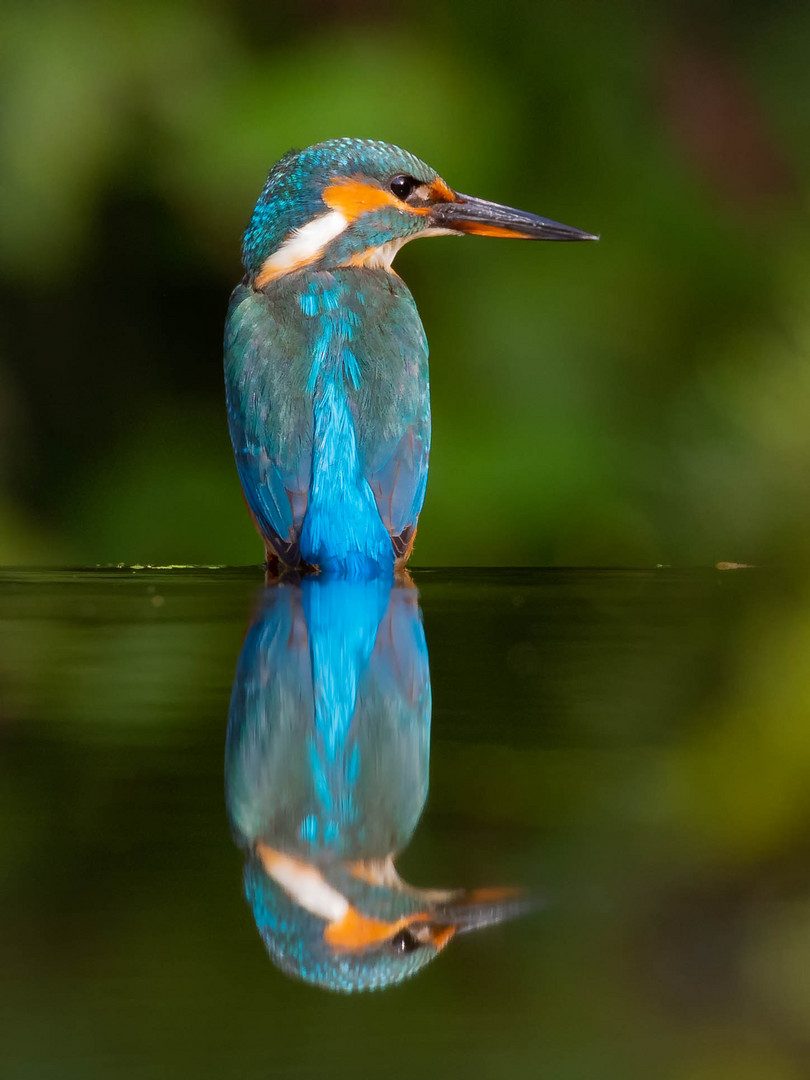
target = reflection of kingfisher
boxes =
[225,138,596,577]
[226,578,528,992]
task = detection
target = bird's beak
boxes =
[428,886,536,945]
[430,193,598,242]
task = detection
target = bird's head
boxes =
[245,845,532,992]
[242,137,597,288]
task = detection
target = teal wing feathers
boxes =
[341,271,431,556]
[224,283,313,563]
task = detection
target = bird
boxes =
[226,576,530,991]
[224,137,596,578]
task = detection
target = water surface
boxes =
[1,568,808,1078]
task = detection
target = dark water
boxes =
[1,567,809,1078]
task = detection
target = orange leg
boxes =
[394,527,418,576]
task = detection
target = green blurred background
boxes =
[1,0,809,568]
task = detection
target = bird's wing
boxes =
[353,582,431,851]
[225,583,314,847]
[343,273,431,553]
[224,284,313,563]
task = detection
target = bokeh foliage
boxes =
[1,0,809,566]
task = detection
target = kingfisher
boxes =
[226,577,529,991]
[225,137,596,577]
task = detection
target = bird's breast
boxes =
[224,269,430,573]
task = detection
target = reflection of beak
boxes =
[431,193,598,242]
[430,886,536,943]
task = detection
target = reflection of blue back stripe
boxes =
[304,579,389,833]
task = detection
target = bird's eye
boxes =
[391,927,420,954]
[390,175,418,201]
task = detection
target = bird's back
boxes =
[225,268,430,576]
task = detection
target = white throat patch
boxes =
[358,227,459,272]
[255,214,459,283]
[256,210,349,286]
[257,843,349,923]
[361,237,409,271]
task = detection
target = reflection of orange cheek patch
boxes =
[325,905,458,953]
[325,907,426,950]
[431,926,455,951]
[458,222,531,238]
[323,179,430,220]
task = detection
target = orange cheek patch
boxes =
[323,179,430,220]
[430,177,455,202]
